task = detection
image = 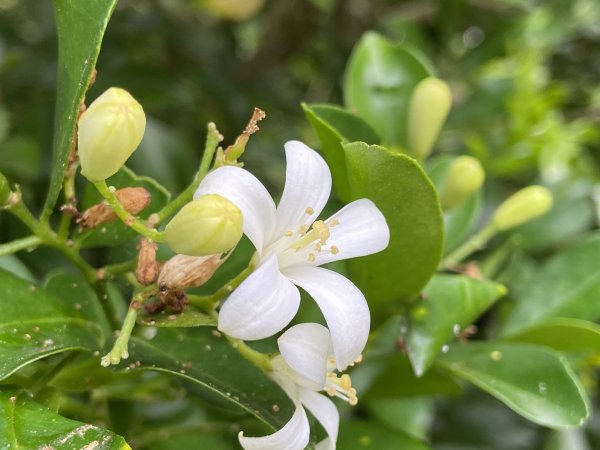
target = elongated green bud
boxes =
[78,87,146,182]
[408,77,452,160]
[440,156,485,210]
[492,186,553,231]
[0,172,10,205]
[165,194,243,256]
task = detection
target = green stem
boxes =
[0,236,43,257]
[225,334,272,373]
[98,260,136,279]
[94,180,164,242]
[187,260,256,308]
[155,122,221,223]
[101,303,139,367]
[440,222,498,269]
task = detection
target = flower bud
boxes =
[165,194,243,256]
[78,87,146,182]
[158,254,225,291]
[201,0,264,21]
[408,77,452,160]
[439,156,485,210]
[77,187,151,229]
[0,171,10,205]
[492,186,553,231]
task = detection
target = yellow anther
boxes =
[340,374,352,390]
[285,230,293,237]
[308,253,316,262]
[299,224,309,234]
[326,387,336,397]
[354,354,363,364]
[312,220,330,243]
[348,387,357,397]
[349,397,358,406]
[315,243,322,252]
[305,207,314,215]
[330,245,339,255]
[329,218,340,227]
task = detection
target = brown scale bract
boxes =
[158,254,224,292]
[77,187,151,229]
[136,238,159,286]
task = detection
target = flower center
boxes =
[271,207,341,269]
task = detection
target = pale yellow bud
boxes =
[165,194,243,256]
[201,0,264,21]
[440,156,485,210]
[408,77,452,160]
[492,186,553,231]
[78,87,146,182]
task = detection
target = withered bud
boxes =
[158,254,225,291]
[77,187,151,228]
[136,238,159,286]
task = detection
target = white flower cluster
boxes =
[195,141,390,449]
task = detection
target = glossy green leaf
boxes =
[302,102,380,202]
[44,270,112,341]
[343,142,443,307]
[365,397,434,441]
[337,420,432,450]
[502,233,600,336]
[0,389,130,449]
[344,31,432,148]
[438,342,589,428]
[508,318,600,352]
[0,269,103,380]
[137,309,216,327]
[76,166,170,248]
[44,0,119,218]
[406,274,506,376]
[124,327,295,432]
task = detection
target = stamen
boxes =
[330,245,339,255]
[305,207,314,215]
[285,230,293,237]
[298,224,309,234]
[307,253,316,262]
[312,220,330,243]
[314,243,322,252]
[329,218,340,227]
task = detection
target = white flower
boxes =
[194,140,389,369]
[240,323,360,450]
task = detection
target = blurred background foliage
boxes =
[2,0,600,448]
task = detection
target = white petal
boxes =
[272,141,332,240]
[194,166,276,252]
[283,266,370,370]
[239,405,310,450]
[314,198,390,266]
[300,388,339,450]
[218,255,300,340]
[278,323,332,389]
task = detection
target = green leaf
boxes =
[302,102,380,202]
[406,274,506,376]
[364,397,434,441]
[0,269,104,380]
[0,388,130,449]
[337,420,432,450]
[438,342,589,428]
[137,309,216,327]
[502,233,600,336]
[507,318,600,352]
[43,0,119,218]
[343,31,432,148]
[76,166,170,248]
[123,327,295,432]
[343,142,443,307]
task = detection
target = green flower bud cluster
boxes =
[78,87,146,182]
[165,194,243,256]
